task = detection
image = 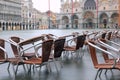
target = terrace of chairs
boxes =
[0,30,120,80]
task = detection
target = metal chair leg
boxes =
[95,69,101,80]
[28,65,32,73]
[46,62,51,73]
[99,69,103,77]
[15,65,19,75]
[7,62,11,70]
[104,69,108,74]
[53,59,58,72]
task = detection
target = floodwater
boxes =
[0,29,120,80]
[0,29,94,39]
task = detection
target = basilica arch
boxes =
[99,13,108,28]
[111,13,119,27]
[71,14,79,28]
[83,11,95,28]
[62,16,69,28]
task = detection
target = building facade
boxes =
[0,0,44,31]
[22,0,45,30]
[22,0,35,30]
[57,0,119,29]
[0,0,22,30]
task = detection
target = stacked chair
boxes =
[8,36,53,74]
[63,33,86,59]
[6,34,66,74]
[86,30,120,80]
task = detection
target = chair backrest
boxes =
[0,39,5,59]
[10,36,20,56]
[99,39,109,62]
[87,41,99,67]
[107,32,112,40]
[76,35,86,49]
[54,38,65,58]
[46,34,55,40]
[42,39,53,62]
[101,33,106,39]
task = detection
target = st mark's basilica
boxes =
[57,0,119,29]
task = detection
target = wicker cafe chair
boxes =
[64,35,86,59]
[87,40,120,80]
[9,36,24,58]
[46,34,58,40]
[49,38,65,71]
[98,38,120,64]
[0,39,8,64]
[9,36,44,59]
[106,31,112,40]
[8,39,53,74]
[23,39,53,72]
[7,36,45,73]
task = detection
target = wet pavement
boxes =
[0,29,120,80]
[0,48,120,80]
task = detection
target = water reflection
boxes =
[0,29,99,39]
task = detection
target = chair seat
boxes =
[105,59,120,64]
[7,57,23,65]
[0,59,7,62]
[64,45,76,51]
[95,63,120,69]
[22,53,36,58]
[24,57,42,64]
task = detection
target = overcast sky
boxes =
[32,0,61,13]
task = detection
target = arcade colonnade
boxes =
[0,22,38,31]
[59,11,119,29]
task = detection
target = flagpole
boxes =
[72,0,73,15]
[118,0,120,27]
[71,0,73,28]
[48,0,50,29]
[96,0,98,28]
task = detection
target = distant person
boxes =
[115,24,118,29]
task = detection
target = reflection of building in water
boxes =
[56,0,119,29]
[46,11,57,29]
[0,0,22,31]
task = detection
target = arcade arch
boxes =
[71,14,79,28]
[83,11,95,28]
[111,13,119,26]
[99,13,108,28]
[62,16,69,28]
